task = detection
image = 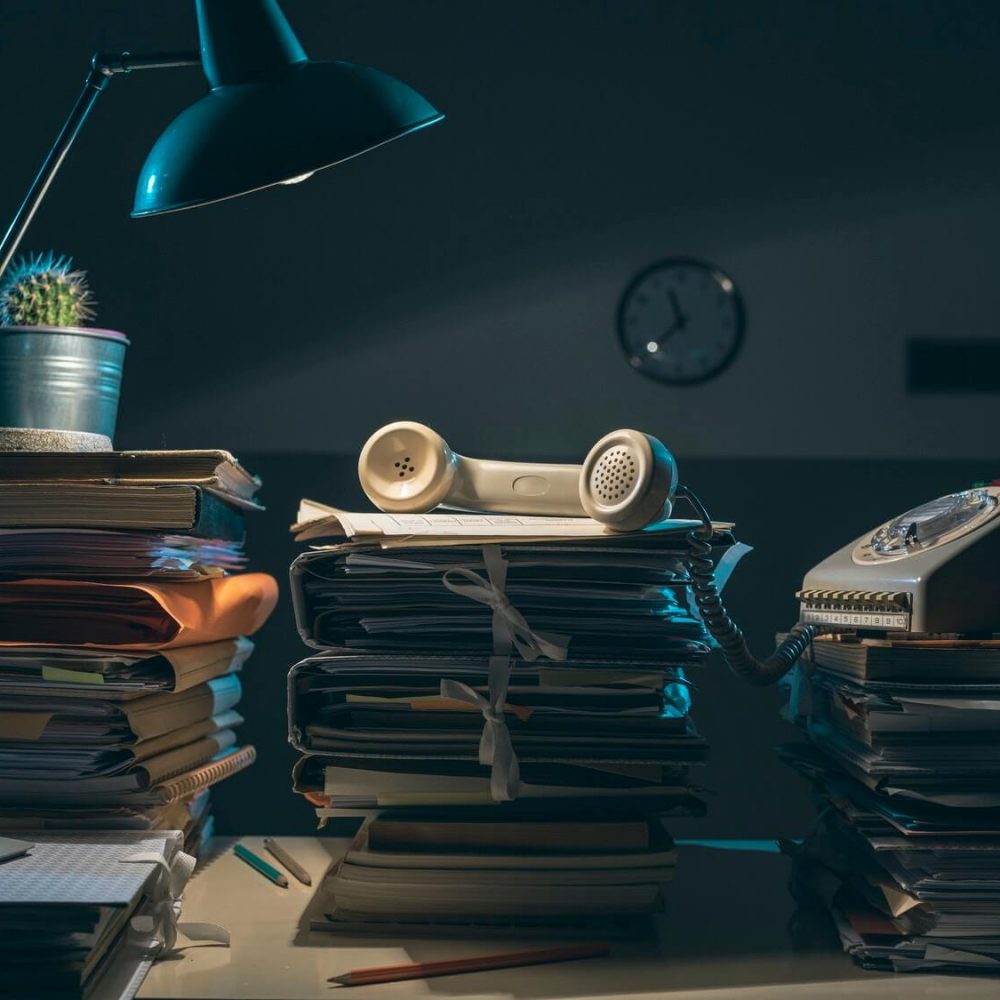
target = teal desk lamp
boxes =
[0,0,444,277]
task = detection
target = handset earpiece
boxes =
[358,421,584,515]
[579,429,677,532]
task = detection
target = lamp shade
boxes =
[132,0,443,217]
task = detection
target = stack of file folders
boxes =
[782,633,1000,973]
[287,502,742,934]
[0,830,217,1000]
[0,450,278,854]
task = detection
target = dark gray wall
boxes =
[3,2,1000,835]
[4,1,1000,457]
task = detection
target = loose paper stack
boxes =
[0,451,278,852]
[782,634,1000,973]
[287,503,741,934]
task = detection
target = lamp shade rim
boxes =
[131,110,444,218]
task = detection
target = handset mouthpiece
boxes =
[358,421,457,512]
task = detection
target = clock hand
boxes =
[659,318,684,343]
[668,290,688,329]
[660,292,689,342]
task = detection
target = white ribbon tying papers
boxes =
[440,654,523,801]
[120,850,230,955]
[439,545,568,802]
[441,544,569,661]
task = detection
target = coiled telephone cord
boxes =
[677,484,818,686]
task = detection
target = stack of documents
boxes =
[0,830,202,999]
[0,451,278,852]
[782,634,1000,973]
[0,529,246,580]
[314,810,679,934]
[288,502,741,933]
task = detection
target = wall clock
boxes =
[617,258,745,385]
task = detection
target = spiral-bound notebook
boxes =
[156,745,256,805]
[0,745,256,807]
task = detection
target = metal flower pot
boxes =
[0,326,128,449]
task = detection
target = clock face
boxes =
[617,259,745,385]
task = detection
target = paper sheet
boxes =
[294,499,732,546]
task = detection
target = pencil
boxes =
[233,842,288,887]
[327,942,610,987]
[263,837,312,886]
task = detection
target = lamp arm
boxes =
[0,50,200,282]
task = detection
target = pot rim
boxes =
[0,325,129,345]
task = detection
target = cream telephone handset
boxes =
[358,422,678,531]
[798,487,1000,635]
[357,421,815,686]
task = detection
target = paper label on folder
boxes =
[0,712,53,740]
[346,692,534,721]
[42,665,105,685]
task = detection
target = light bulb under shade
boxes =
[131,59,443,217]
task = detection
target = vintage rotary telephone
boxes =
[359,422,1000,683]
[798,486,1000,635]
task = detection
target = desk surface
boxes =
[140,836,997,1000]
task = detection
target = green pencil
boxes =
[233,842,288,887]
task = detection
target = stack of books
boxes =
[782,634,1000,973]
[287,502,739,934]
[0,830,206,1000]
[0,450,278,853]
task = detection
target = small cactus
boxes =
[0,251,96,328]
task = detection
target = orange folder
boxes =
[0,573,278,649]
